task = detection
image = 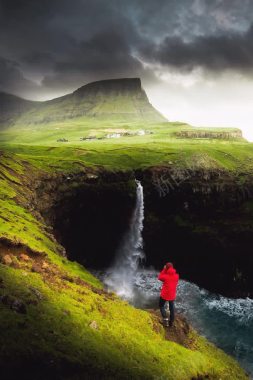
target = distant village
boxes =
[57,130,153,143]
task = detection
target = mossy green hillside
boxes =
[0,151,248,379]
[0,261,247,380]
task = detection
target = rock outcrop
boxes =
[176,129,243,140]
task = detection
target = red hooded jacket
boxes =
[158,267,179,301]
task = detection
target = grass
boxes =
[0,120,253,173]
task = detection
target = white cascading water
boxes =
[104,180,145,299]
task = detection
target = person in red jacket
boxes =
[158,262,179,327]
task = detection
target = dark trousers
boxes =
[159,297,175,324]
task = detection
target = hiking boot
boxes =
[163,318,169,327]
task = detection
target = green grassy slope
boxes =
[0,120,252,173]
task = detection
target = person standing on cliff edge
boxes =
[158,263,179,327]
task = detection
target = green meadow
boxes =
[0,119,252,173]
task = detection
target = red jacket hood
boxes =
[166,267,176,275]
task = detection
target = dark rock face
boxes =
[139,167,253,297]
[36,171,136,268]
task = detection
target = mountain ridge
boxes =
[0,78,167,127]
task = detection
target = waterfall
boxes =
[104,180,145,299]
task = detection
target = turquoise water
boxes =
[133,270,253,379]
[97,269,253,378]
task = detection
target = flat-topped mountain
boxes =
[0,78,166,127]
[74,78,144,96]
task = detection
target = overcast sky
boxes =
[1,0,253,139]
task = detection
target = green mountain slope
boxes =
[0,78,166,128]
[0,92,37,128]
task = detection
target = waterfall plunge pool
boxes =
[95,269,253,378]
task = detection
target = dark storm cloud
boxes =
[140,24,253,72]
[0,56,39,97]
[0,0,253,99]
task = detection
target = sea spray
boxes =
[104,180,145,299]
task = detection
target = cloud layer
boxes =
[0,0,253,99]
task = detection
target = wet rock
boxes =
[1,254,12,266]
[89,320,98,330]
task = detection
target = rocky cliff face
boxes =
[139,166,253,297]
[73,78,144,97]
[175,129,243,139]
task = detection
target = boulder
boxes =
[1,254,12,266]
[31,263,43,273]
[41,261,49,270]
[20,253,30,262]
